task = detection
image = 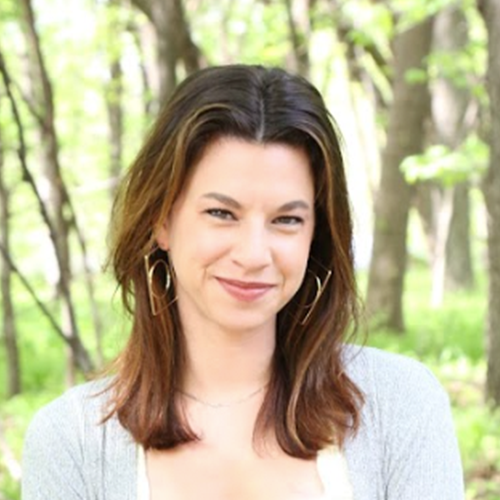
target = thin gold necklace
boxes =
[178,385,267,409]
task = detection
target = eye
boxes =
[273,215,304,226]
[205,208,236,220]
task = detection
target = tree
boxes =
[129,0,202,103]
[427,5,475,305]
[0,31,93,377]
[19,0,94,380]
[284,0,311,78]
[366,17,434,331]
[478,0,500,405]
[0,119,21,397]
[105,0,125,198]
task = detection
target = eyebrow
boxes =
[201,192,311,211]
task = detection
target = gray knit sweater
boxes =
[22,347,464,499]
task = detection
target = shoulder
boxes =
[341,346,464,499]
[22,378,137,499]
[25,378,114,441]
[23,378,118,468]
[341,345,454,456]
[342,345,448,408]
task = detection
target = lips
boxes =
[216,277,275,302]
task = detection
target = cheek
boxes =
[278,238,311,286]
[174,228,231,269]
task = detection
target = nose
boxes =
[231,221,272,270]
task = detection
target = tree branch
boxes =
[129,0,153,23]
[0,243,69,345]
[0,48,60,254]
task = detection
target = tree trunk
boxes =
[18,0,94,379]
[432,6,475,293]
[127,19,155,117]
[0,46,93,376]
[366,18,433,331]
[21,0,79,383]
[284,0,311,78]
[107,61,123,192]
[131,0,202,104]
[478,0,500,406]
[0,125,21,397]
[0,49,93,376]
[445,182,474,291]
[106,0,125,197]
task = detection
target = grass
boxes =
[0,264,498,499]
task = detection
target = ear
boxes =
[155,220,169,251]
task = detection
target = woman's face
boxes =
[156,137,315,335]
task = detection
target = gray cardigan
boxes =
[22,347,465,499]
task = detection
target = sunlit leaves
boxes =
[188,0,290,66]
[340,0,393,55]
[401,134,488,186]
[391,0,458,32]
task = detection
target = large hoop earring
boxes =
[144,249,174,316]
[299,267,332,325]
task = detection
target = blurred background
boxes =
[0,0,499,498]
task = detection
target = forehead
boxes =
[183,137,314,201]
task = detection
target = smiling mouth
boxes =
[216,277,275,302]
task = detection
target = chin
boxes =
[214,311,277,334]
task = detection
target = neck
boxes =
[180,322,275,401]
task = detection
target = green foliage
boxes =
[190,0,290,66]
[401,135,489,186]
[341,0,393,53]
[427,3,487,102]
[0,0,496,498]
[391,0,459,32]
[404,67,428,84]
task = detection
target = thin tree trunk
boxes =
[130,0,202,103]
[106,0,125,197]
[366,18,434,331]
[284,0,311,78]
[0,125,21,397]
[478,0,500,406]
[429,186,453,307]
[20,0,81,383]
[432,6,474,294]
[329,0,390,111]
[445,182,474,291]
[0,42,93,376]
[330,3,388,203]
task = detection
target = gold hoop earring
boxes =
[299,268,332,325]
[144,250,174,316]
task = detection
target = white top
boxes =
[137,445,354,499]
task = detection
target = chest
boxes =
[144,444,328,500]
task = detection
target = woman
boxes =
[22,65,464,499]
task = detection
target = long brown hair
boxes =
[106,64,363,458]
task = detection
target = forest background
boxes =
[0,0,499,498]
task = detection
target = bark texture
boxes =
[445,182,474,291]
[0,126,21,397]
[105,0,124,197]
[366,19,433,331]
[479,0,500,405]
[15,1,94,375]
[284,0,311,78]
[131,0,202,104]
[433,6,474,293]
